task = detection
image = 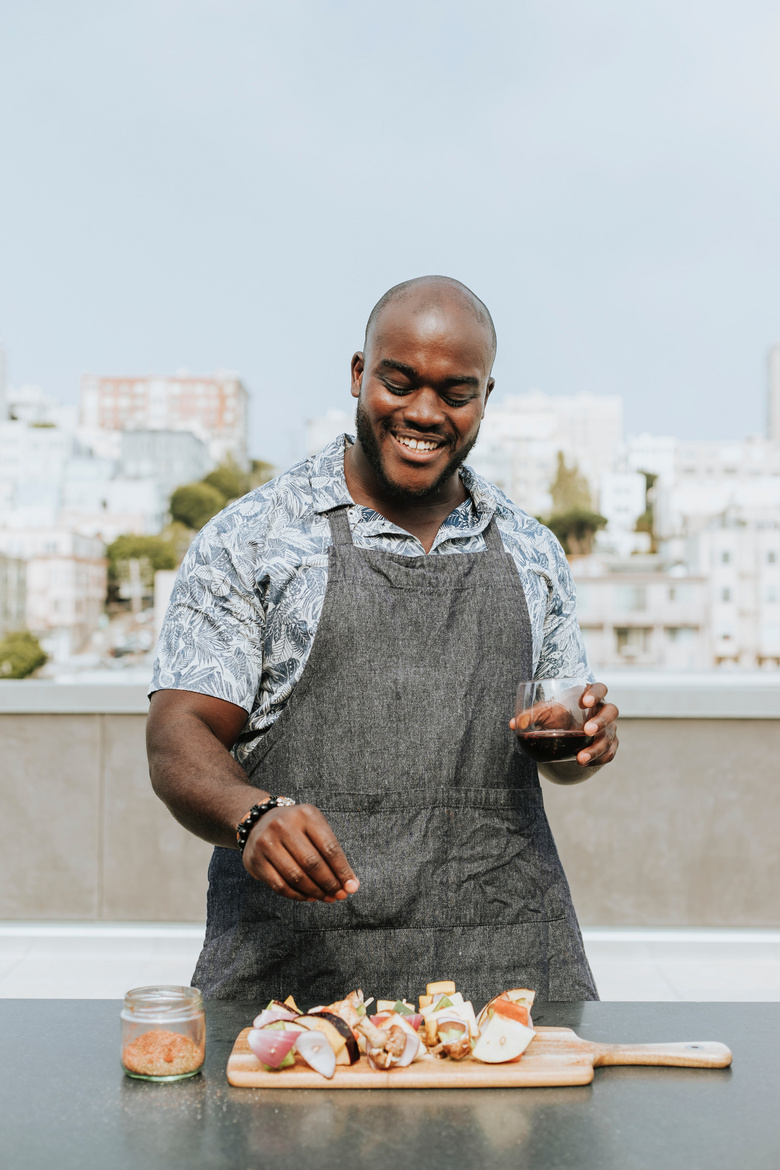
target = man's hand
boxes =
[509,681,619,781]
[574,681,619,766]
[147,690,359,901]
[243,804,360,903]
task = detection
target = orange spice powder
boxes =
[122,1029,204,1077]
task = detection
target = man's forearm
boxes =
[147,708,267,849]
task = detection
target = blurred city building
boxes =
[0,553,26,639]
[79,372,249,468]
[573,557,710,670]
[468,391,624,516]
[119,430,210,499]
[0,529,106,659]
[0,364,252,666]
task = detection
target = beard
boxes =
[354,398,480,503]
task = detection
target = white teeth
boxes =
[397,436,438,452]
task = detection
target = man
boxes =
[147,275,619,1006]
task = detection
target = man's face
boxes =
[350,299,495,501]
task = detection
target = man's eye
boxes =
[384,381,411,394]
[443,396,471,408]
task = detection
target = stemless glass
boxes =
[515,677,595,764]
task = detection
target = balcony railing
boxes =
[1,673,778,926]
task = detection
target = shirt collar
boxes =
[310,435,355,514]
[309,433,503,530]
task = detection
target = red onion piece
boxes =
[407,1013,423,1032]
[294,1029,336,1079]
[252,1007,297,1028]
[247,1027,299,1068]
[395,1032,421,1067]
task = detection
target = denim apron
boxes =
[193,506,597,1005]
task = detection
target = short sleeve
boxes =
[535,533,594,682]
[150,517,266,713]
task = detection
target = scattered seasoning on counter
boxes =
[122,1029,204,1078]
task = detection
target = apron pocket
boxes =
[292,788,568,933]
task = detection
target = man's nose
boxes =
[403,388,446,429]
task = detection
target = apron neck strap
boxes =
[327,505,355,546]
[482,514,504,552]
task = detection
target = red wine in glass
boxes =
[516,729,594,763]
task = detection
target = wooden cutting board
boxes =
[226,1026,732,1089]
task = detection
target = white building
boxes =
[60,468,165,542]
[0,420,76,528]
[0,528,106,658]
[597,471,650,557]
[119,429,209,498]
[0,552,26,638]
[662,510,780,668]
[79,371,249,468]
[469,391,624,515]
[573,557,711,670]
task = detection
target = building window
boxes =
[767,588,778,605]
[615,585,647,612]
[615,627,652,656]
[769,551,777,565]
[667,627,696,644]
[721,550,731,564]
[721,588,732,603]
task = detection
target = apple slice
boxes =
[492,999,531,1028]
[476,988,536,1030]
[471,1014,535,1064]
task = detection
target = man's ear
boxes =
[482,377,495,417]
[350,352,364,399]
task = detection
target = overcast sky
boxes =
[2,0,780,463]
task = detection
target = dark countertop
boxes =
[0,1000,777,1170]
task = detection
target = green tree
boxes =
[107,534,178,580]
[545,508,608,557]
[202,457,250,502]
[550,451,593,512]
[169,481,226,531]
[634,470,658,552]
[106,533,179,605]
[0,630,47,679]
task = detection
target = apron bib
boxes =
[193,507,598,1005]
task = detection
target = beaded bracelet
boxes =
[236,796,296,854]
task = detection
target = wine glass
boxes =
[515,677,596,763]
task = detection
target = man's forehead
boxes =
[369,298,493,358]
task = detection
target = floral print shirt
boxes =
[151,436,592,764]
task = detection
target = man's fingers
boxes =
[243,803,359,900]
[269,843,335,901]
[252,856,310,901]
[302,810,359,894]
[581,682,608,709]
[583,701,619,736]
[578,727,619,766]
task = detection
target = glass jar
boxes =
[121,985,205,1081]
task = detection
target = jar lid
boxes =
[123,985,203,1020]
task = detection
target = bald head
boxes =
[364,275,497,368]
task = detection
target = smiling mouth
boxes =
[392,433,445,454]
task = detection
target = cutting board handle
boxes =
[593,1041,732,1069]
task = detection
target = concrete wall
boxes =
[1,676,779,925]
